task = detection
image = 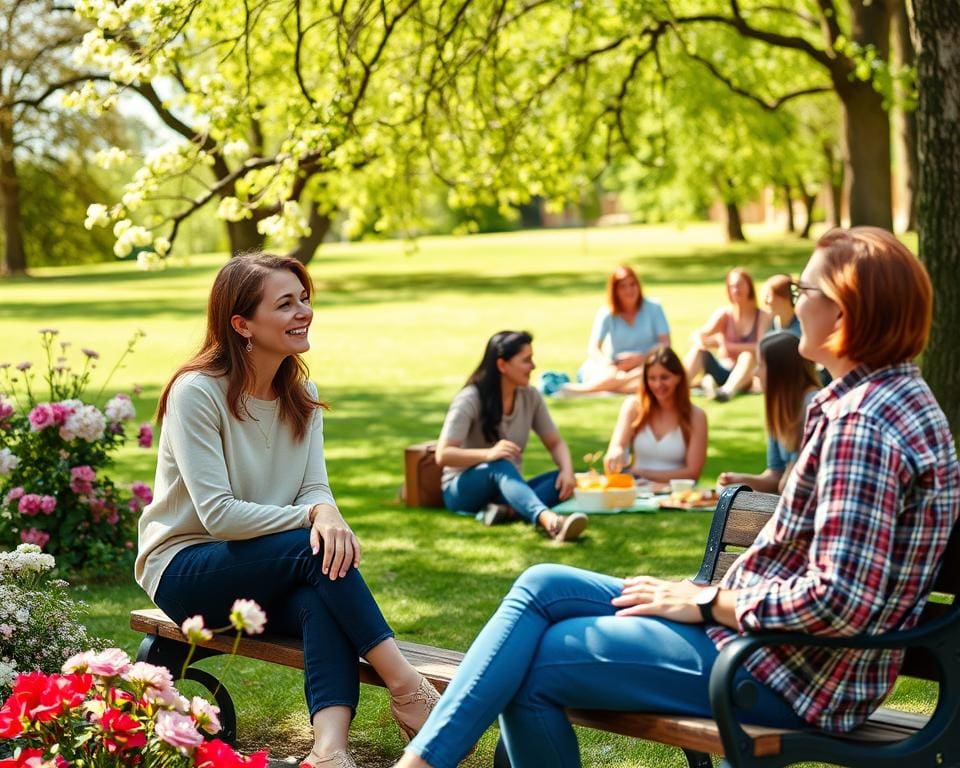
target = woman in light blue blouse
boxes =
[564,265,670,395]
[718,332,819,493]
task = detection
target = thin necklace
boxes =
[251,405,278,449]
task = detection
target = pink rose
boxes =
[87,648,132,677]
[20,528,50,548]
[27,403,55,431]
[106,510,119,525]
[4,486,25,504]
[122,662,173,693]
[62,651,95,674]
[138,423,153,448]
[189,696,221,735]
[18,494,42,516]
[50,402,71,425]
[0,396,13,421]
[70,465,96,494]
[131,481,153,504]
[154,709,203,753]
[39,495,57,515]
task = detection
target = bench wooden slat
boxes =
[721,508,774,549]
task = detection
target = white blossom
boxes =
[0,449,19,477]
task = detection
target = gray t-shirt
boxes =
[438,385,558,487]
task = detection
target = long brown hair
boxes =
[606,265,644,317]
[631,346,693,444]
[157,253,324,441]
[726,267,758,307]
[760,332,819,451]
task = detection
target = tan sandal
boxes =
[390,674,440,741]
[300,748,358,768]
[546,512,588,542]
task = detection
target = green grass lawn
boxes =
[0,223,932,766]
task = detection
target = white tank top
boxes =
[631,424,686,471]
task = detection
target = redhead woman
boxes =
[685,267,771,401]
[437,331,587,542]
[718,332,819,493]
[137,254,438,768]
[390,228,959,768]
[603,346,707,484]
[562,266,670,395]
[760,274,801,336]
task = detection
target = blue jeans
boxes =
[153,529,394,719]
[408,564,803,768]
[442,460,560,524]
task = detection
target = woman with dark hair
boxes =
[390,228,959,768]
[718,332,820,493]
[562,265,670,395]
[436,330,586,541]
[684,266,771,402]
[603,346,707,483]
[137,254,438,768]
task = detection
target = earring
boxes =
[245,338,253,353]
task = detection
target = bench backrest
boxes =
[695,484,960,683]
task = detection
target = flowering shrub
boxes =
[0,545,100,702]
[0,603,270,767]
[0,330,153,577]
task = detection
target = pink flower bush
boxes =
[0,329,152,575]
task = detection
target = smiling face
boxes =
[644,362,681,406]
[497,343,535,388]
[795,249,843,371]
[237,269,313,360]
[614,273,641,311]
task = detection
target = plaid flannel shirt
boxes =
[707,363,960,733]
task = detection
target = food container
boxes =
[669,478,696,495]
[574,475,636,509]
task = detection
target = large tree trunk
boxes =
[893,0,919,232]
[0,111,27,276]
[286,205,332,265]
[837,1,894,230]
[823,141,844,227]
[781,184,795,233]
[797,177,816,239]
[725,201,746,242]
[912,0,960,433]
[226,217,266,257]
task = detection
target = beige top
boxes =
[438,384,557,488]
[135,372,336,599]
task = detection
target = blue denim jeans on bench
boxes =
[442,459,560,525]
[153,528,394,720]
[407,563,803,768]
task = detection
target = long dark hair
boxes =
[631,346,693,443]
[466,330,533,443]
[760,332,819,452]
[157,252,324,441]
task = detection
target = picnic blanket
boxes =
[552,496,662,515]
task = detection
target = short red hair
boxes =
[815,227,932,367]
[606,265,644,316]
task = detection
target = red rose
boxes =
[0,699,25,738]
[195,739,268,768]
[99,707,147,753]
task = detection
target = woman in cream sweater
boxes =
[136,253,435,768]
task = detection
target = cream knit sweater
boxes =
[135,372,336,599]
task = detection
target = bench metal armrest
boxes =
[708,606,960,768]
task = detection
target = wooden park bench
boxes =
[131,485,960,767]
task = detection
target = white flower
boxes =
[63,650,95,673]
[137,251,166,271]
[104,393,136,422]
[84,203,111,230]
[60,404,106,442]
[180,615,212,643]
[0,660,16,689]
[123,661,173,692]
[222,139,249,161]
[0,448,19,477]
[229,598,266,635]
[190,695,221,734]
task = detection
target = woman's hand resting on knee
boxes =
[309,504,361,580]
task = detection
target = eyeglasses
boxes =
[788,280,822,307]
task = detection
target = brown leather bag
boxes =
[403,442,444,508]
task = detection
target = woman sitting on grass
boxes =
[561,265,670,396]
[137,254,438,768]
[436,330,587,542]
[391,227,960,768]
[603,346,707,484]
[718,331,819,493]
[684,267,771,402]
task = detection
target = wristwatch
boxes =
[695,585,720,624]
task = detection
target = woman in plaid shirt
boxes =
[393,228,960,768]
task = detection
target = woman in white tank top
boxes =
[603,346,708,483]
